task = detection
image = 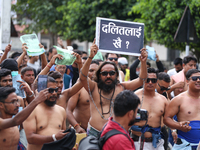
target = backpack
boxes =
[78,129,131,150]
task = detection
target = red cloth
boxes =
[101,117,135,150]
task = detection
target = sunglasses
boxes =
[189,76,200,81]
[48,87,58,93]
[82,57,88,60]
[158,83,170,91]
[146,78,157,83]
[100,71,116,76]
[108,57,118,61]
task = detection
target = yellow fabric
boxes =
[124,69,130,81]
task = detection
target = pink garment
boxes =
[171,70,185,83]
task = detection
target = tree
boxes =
[12,0,65,44]
[56,0,139,42]
[131,0,200,61]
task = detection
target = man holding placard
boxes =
[79,39,147,137]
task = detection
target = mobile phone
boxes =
[37,75,48,92]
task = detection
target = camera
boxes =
[135,108,148,122]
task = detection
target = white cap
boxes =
[118,57,128,65]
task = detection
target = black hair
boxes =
[48,71,62,80]
[21,66,35,76]
[72,43,78,50]
[73,49,82,55]
[146,62,151,67]
[48,47,56,53]
[10,52,22,59]
[114,90,140,117]
[105,53,119,59]
[94,61,119,83]
[0,68,11,80]
[174,57,182,66]
[81,51,87,55]
[186,69,200,80]
[158,72,170,83]
[183,56,197,65]
[47,76,56,83]
[91,60,99,66]
[0,87,16,103]
[147,68,158,78]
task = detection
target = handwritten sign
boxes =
[96,17,144,56]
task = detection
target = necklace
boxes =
[99,87,115,117]
[87,77,115,120]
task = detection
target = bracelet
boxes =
[27,91,34,97]
[73,123,79,128]
[139,76,147,81]
[47,64,51,69]
[80,69,88,78]
[89,57,93,59]
[52,134,57,141]
[172,129,177,133]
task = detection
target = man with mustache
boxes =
[23,77,68,150]
[79,39,147,137]
[170,56,197,97]
[164,69,200,150]
[0,86,48,150]
[21,67,35,88]
[131,68,168,150]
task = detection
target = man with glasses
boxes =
[23,77,68,150]
[164,69,200,150]
[131,68,168,150]
[80,39,147,138]
[105,53,125,82]
[0,86,48,150]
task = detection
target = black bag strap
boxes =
[99,129,132,149]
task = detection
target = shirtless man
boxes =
[79,39,147,137]
[164,69,200,149]
[170,56,197,96]
[67,60,99,133]
[23,77,68,150]
[131,68,168,150]
[36,53,83,110]
[0,86,48,150]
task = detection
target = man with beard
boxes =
[131,68,168,150]
[101,90,140,150]
[0,86,48,150]
[36,53,83,110]
[67,60,99,133]
[23,77,68,150]
[79,39,147,137]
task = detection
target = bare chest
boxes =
[36,110,64,132]
[179,99,200,120]
[0,126,19,149]
[78,90,90,106]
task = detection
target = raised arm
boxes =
[155,53,164,72]
[0,89,48,130]
[0,44,11,64]
[79,39,97,92]
[17,43,27,70]
[39,43,48,69]
[122,48,147,90]
[130,58,140,80]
